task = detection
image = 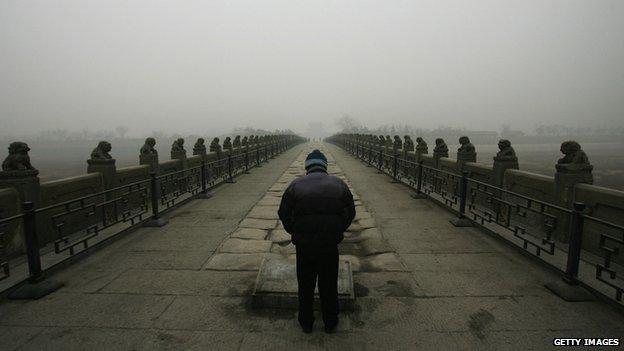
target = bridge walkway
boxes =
[0,142,623,350]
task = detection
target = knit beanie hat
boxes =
[305,149,328,171]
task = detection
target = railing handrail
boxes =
[0,213,25,225]
[35,178,151,213]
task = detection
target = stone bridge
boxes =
[0,137,623,350]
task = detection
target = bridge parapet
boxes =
[327,132,624,304]
[0,134,306,298]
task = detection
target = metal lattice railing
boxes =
[0,137,304,295]
[330,135,624,303]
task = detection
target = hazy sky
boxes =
[1,0,623,136]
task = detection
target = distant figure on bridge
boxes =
[278,149,356,334]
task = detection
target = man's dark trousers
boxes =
[296,245,339,327]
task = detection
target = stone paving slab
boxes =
[342,227,383,243]
[219,238,273,253]
[204,253,278,271]
[19,328,244,351]
[352,272,421,297]
[0,326,44,351]
[101,270,258,296]
[52,268,126,294]
[267,228,291,244]
[79,248,215,271]
[230,227,268,240]
[246,206,280,220]
[0,292,174,328]
[239,218,279,230]
[153,296,302,331]
[257,196,282,206]
[252,257,355,310]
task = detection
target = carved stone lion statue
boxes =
[403,136,414,151]
[233,135,241,148]
[433,138,449,158]
[379,135,385,145]
[384,135,392,147]
[556,141,592,172]
[457,136,475,154]
[171,138,185,152]
[392,135,402,150]
[90,141,112,160]
[416,137,428,154]
[241,136,248,147]
[2,141,36,171]
[193,138,206,155]
[223,137,232,150]
[140,137,157,155]
[495,139,517,161]
[209,137,221,152]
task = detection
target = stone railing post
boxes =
[87,141,116,189]
[456,136,476,172]
[87,159,116,189]
[170,138,188,169]
[554,141,593,206]
[415,137,428,162]
[432,138,449,169]
[193,138,208,163]
[7,201,63,299]
[0,142,41,206]
[139,137,159,174]
[492,139,519,187]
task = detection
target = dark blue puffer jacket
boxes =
[278,169,356,250]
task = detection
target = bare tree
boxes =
[335,114,364,133]
[115,125,129,139]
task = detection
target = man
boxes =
[278,149,356,334]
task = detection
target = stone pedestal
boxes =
[457,152,476,172]
[193,149,207,160]
[139,154,159,174]
[0,170,41,205]
[252,256,354,310]
[404,151,416,163]
[170,150,187,169]
[433,151,448,168]
[492,157,519,187]
[554,166,593,206]
[87,159,116,189]
[415,149,427,162]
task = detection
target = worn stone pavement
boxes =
[1,142,623,350]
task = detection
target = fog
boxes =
[1,0,623,137]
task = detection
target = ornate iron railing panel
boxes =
[42,180,150,256]
[466,179,567,256]
[421,165,460,208]
[158,166,202,210]
[585,215,624,301]
[0,214,22,281]
[330,137,624,305]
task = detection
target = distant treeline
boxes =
[335,116,624,145]
[0,126,297,143]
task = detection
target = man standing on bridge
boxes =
[278,149,356,334]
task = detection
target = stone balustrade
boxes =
[0,134,305,259]
[327,133,624,268]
